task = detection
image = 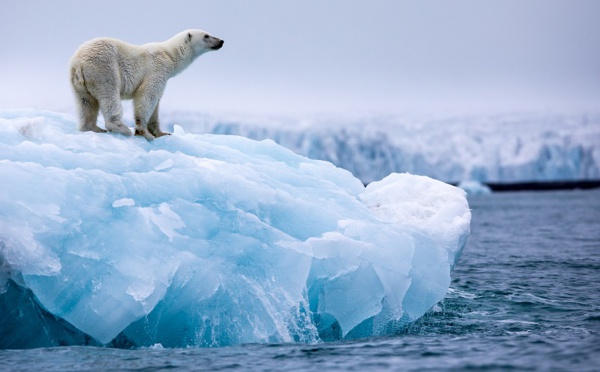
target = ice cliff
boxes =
[0,110,470,348]
[163,111,600,184]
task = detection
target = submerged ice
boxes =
[0,110,470,348]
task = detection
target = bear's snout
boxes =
[212,39,224,50]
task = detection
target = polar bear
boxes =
[70,30,224,140]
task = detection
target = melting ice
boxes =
[0,110,470,348]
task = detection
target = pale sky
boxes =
[1,0,599,116]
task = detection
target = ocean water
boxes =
[1,189,599,371]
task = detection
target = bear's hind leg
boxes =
[98,94,132,137]
[76,93,106,133]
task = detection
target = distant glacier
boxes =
[163,111,600,185]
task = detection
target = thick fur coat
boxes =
[70,30,223,140]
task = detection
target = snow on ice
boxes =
[0,110,470,348]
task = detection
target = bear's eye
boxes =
[204,34,209,40]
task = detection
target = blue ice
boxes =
[0,110,471,348]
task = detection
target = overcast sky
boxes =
[1,0,599,116]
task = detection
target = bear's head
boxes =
[184,29,224,57]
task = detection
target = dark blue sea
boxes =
[1,189,599,371]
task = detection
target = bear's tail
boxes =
[70,63,87,94]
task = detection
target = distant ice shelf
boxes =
[161,111,600,185]
[0,110,470,348]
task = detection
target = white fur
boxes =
[70,30,223,140]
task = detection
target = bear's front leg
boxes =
[134,119,155,141]
[147,101,171,138]
[133,86,162,141]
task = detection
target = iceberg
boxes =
[457,180,493,196]
[0,110,470,348]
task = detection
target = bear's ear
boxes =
[187,32,192,42]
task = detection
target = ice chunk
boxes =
[361,173,471,269]
[113,198,135,207]
[0,110,470,348]
[457,180,492,195]
[154,158,174,171]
